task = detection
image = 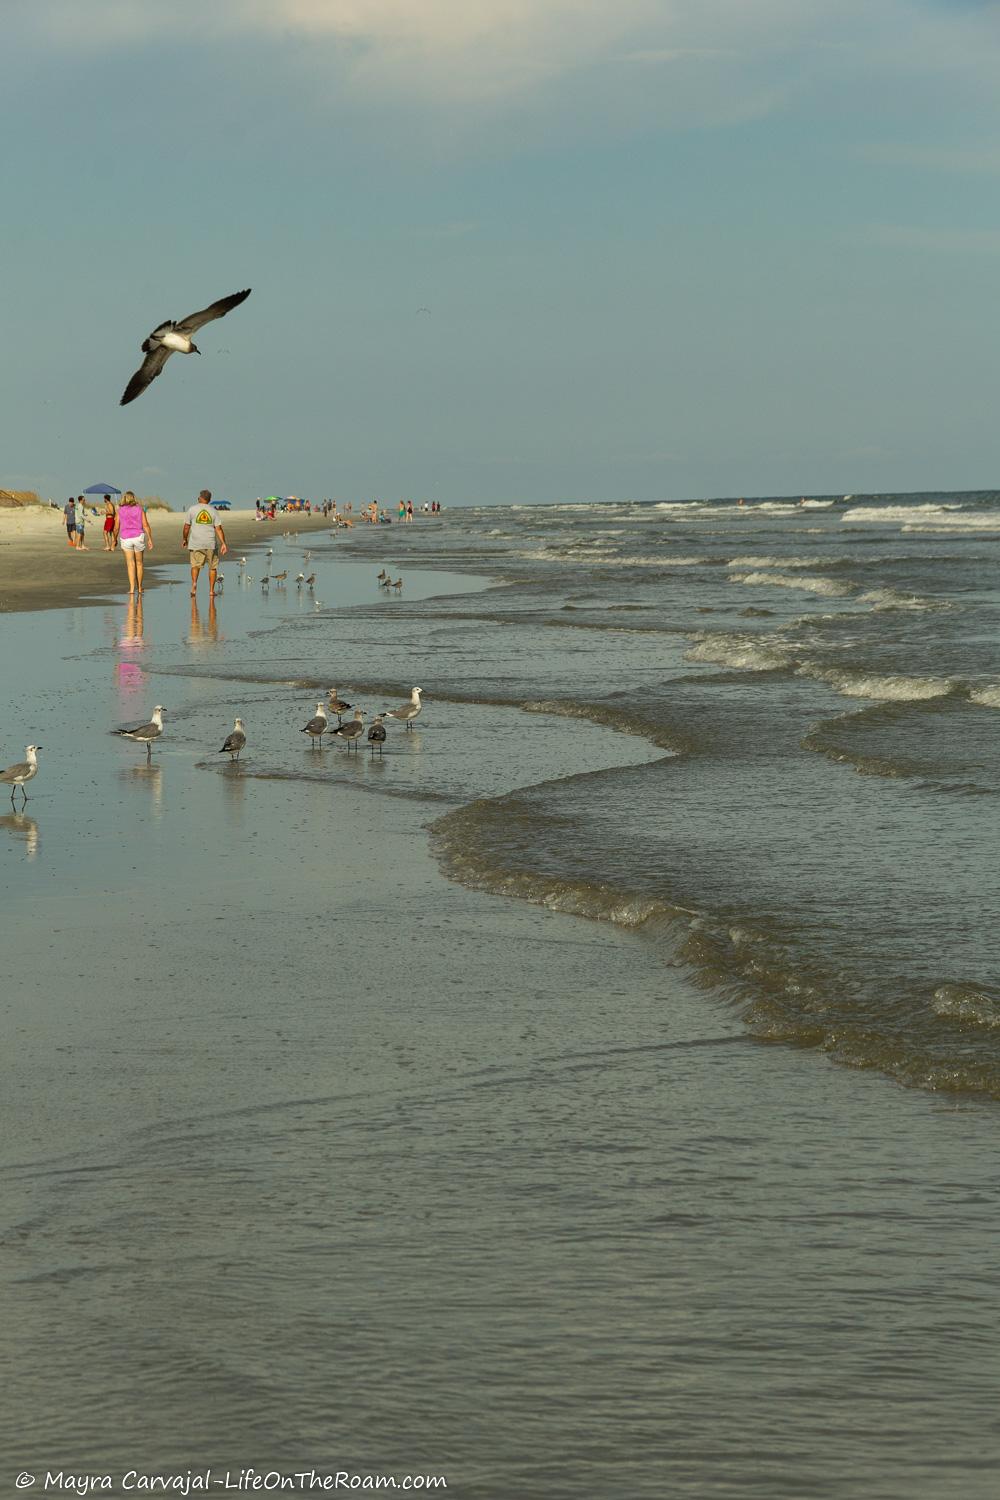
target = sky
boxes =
[5,0,1000,506]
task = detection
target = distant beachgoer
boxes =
[182,489,228,597]
[114,491,154,595]
[398,500,406,522]
[406,501,413,522]
[102,494,117,550]
[64,497,77,547]
[74,496,88,549]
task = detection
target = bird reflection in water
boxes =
[188,595,221,645]
[0,811,40,858]
[120,761,164,815]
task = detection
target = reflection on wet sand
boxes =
[116,597,147,695]
[119,761,163,814]
[0,811,39,857]
[120,597,145,649]
[188,596,221,645]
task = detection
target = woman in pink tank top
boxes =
[113,491,154,596]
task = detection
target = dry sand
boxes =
[0,506,336,612]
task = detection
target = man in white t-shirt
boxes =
[182,489,228,597]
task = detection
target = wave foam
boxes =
[686,634,791,672]
[969,685,1000,709]
[932,984,1000,1030]
[816,671,954,701]
[729,570,854,597]
[728,555,826,570]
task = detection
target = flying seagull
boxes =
[120,288,251,406]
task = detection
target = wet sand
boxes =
[0,507,336,612]
[2,539,999,1498]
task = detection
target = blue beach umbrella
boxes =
[82,482,121,495]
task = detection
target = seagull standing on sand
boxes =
[219,718,247,761]
[301,702,329,747]
[367,716,387,758]
[385,686,422,730]
[327,688,352,723]
[0,746,41,803]
[120,288,251,406]
[332,709,366,752]
[114,706,164,760]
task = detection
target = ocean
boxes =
[2,498,999,1498]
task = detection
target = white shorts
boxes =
[120,536,146,552]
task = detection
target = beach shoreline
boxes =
[0,505,336,613]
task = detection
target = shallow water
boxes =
[2,525,1000,1498]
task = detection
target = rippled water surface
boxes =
[2,509,1000,1499]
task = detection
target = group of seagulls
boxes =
[301,686,422,754]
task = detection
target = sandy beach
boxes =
[0,505,335,612]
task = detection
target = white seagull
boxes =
[120,288,251,406]
[0,745,41,803]
[114,706,164,759]
[384,686,423,730]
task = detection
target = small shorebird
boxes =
[219,718,246,761]
[238,556,247,569]
[214,572,224,593]
[295,573,305,589]
[332,708,365,752]
[385,686,422,730]
[115,706,164,760]
[120,288,251,406]
[305,573,316,588]
[326,688,352,723]
[260,575,270,591]
[273,570,288,585]
[391,578,403,592]
[367,715,387,757]
[377,569,389,584]
[0,745,41,803]
[301,702,329,747]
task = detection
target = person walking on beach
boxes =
[102,494,117,551]
[182,489,228,597]
[64,497,77,547]
[74,495,88,549]
[114,491,154,596]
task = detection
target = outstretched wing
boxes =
[175,287,251,335]
[120,345,173,406]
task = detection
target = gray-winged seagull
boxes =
[219,718,247,761]
[367,715,387,758]
[385,686,422,730]
[301,702,329,747]
[120,288,251,406]
[332,708,366,752]
[0,746,41,803]
[114,706,164,759]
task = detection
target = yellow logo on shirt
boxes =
[194,509,214,525]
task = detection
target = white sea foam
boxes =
[969,685,1000,709]
[902,514,1000,532]
[816,670,954,701]
[932,984,1000,1029]
[686,635,791,672]
[843,503,962,522]
[858,587,943,611]
[729,570,854,597]
[729,555,827,569]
